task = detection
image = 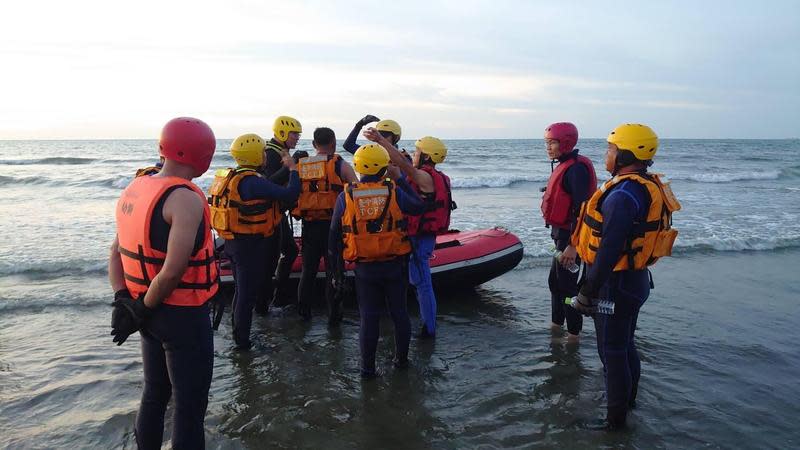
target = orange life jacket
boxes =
[116,176,218,306]
[541,154,597,229]
[407,165,455,236]
[135,166,161,177]
[207,167,282,240]
[291,154,344,221]
[571,172,681,271]
[341,180,412,262]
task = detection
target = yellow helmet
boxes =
[607,123,659,161]
[353,143,390,175]
[230,133,265,167]
[415,136,447,164]
[273,115,302,143]
[375,119,401,140]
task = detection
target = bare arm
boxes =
[141,188,205,309]
[363,127,434,192]
[108,235,127,292]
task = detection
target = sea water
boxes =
[1,138,799,448]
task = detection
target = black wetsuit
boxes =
[328,174,424,376]
[548,150,592,335]
[224,172,300,347]
[580,175,651,427]
[296,157,344,320]
[137,186,212,449]
[259,139,300,308]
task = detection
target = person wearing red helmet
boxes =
[540,122,597,343]
[108,117,218,449]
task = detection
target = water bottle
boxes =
[565,297,615,315]
[551,247,579,273]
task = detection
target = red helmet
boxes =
[544,122,579,155]
[158,117,216,175]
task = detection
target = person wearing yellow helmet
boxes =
[328,143,425,378]
[260,115,305,312]
[569,123,681,430]
[207,133,300,349]
[343,115,403,153]
[134,156,165,178]
[365,129,456,340]
[292,127,358,324]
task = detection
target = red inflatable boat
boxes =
[218,227,523,290]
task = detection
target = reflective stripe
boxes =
[352,187,389,198]
[302,154,328,164]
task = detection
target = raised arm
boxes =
[364,127,434,192]
[343,114,380,154]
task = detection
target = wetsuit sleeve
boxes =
[580,182,647,298]
[563,163,591,235]
[269,165,289,185]
[343,122,362,155]
[328,193,346,259]
[260,148,284,180]
[395,176,426,215]
[239,171,301,203]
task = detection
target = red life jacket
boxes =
[116,176,218,307]
[540,153,597,229]
[407,165,454,236]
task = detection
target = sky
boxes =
[0,0,798,140]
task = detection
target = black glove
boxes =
[573,292,598,316]
[358,114,380,127]
[110,289,153,346]
[292,150,309,163]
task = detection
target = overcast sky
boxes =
[1,0,797,139]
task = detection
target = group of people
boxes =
[107,116,679,447]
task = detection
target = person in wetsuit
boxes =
[343,115,401,154]
[540,122,597,342]
[109,117,218,449]
[259,115,304,313]
[571,123,680,430]
[328,143,424,378]
[209,133,300,350]
[292,127,357,323]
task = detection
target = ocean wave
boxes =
[0,157,97,165]
[673,236,800,254]
[679,170,781,183]
[511,235,800,271]
[0,174,51,186]
[0,260,107,277]
[672,165,800,183]
[451,174,547,189]
[0,174,130,189]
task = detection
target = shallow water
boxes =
[2,139,800,448]
[2,250,799,448]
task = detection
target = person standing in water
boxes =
[571,123,680,430]
[540,122,597,343]
[260,115,303,313]
[328,143,424,378]
[291,127,357,323]
[366,129,455,340]
[109,117,218,448]
[208,133,300,350]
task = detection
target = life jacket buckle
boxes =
[366,220,383,233]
